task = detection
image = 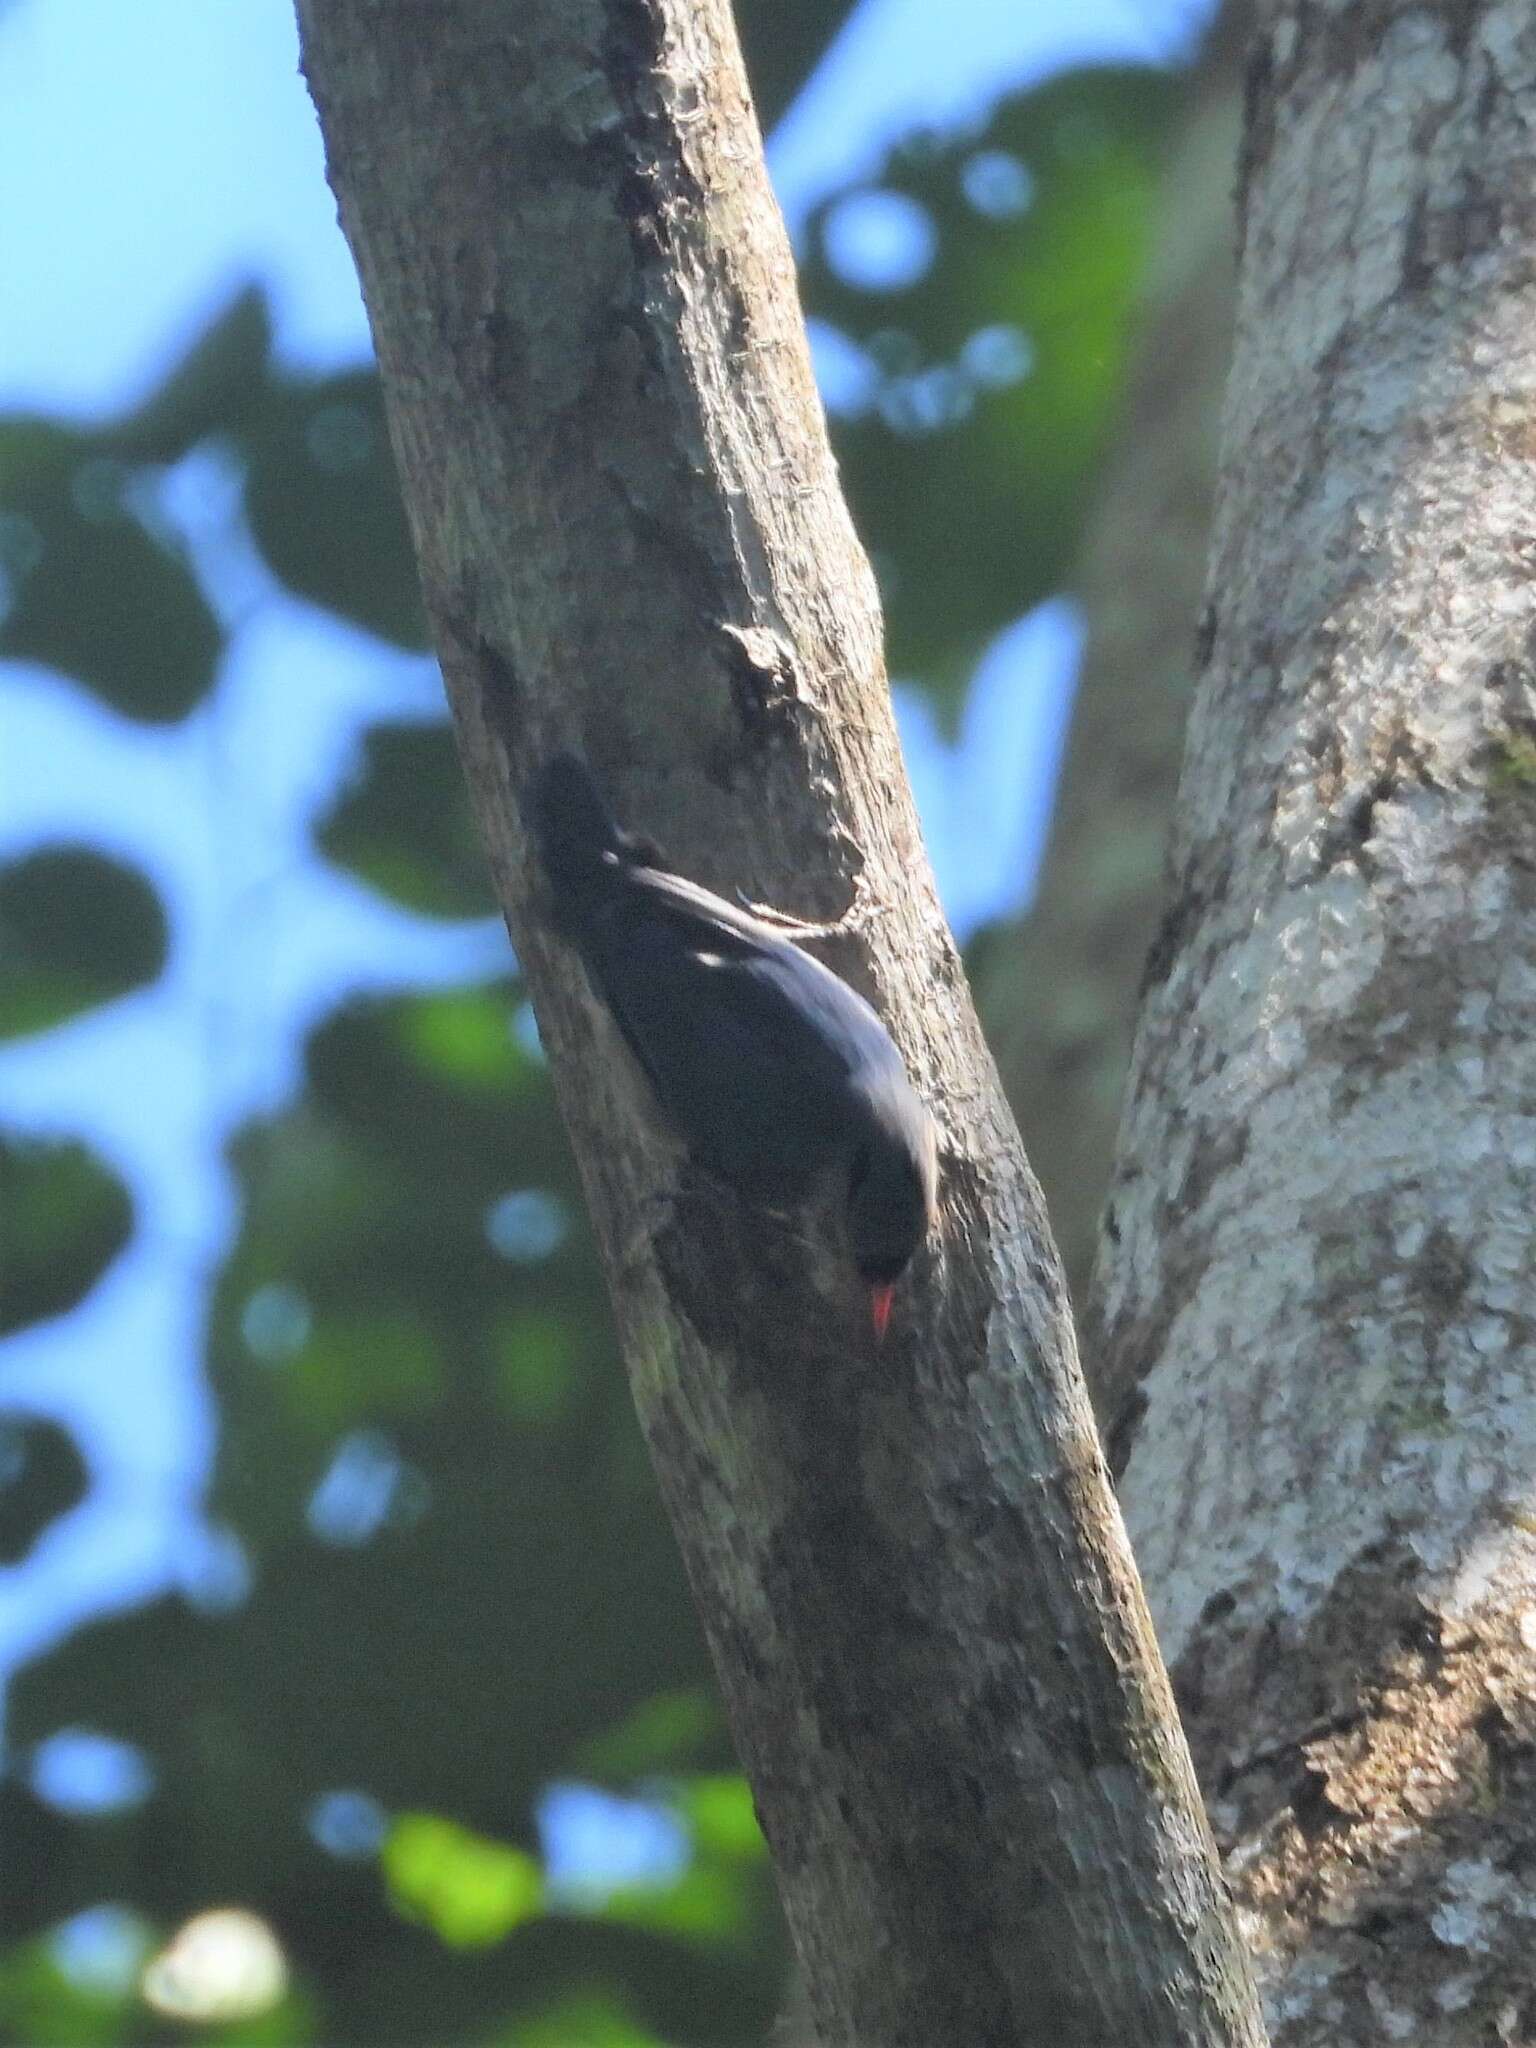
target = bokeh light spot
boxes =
[961,149,1034,218]
[822,189,937,293]
[309,1788,389,1859]
[141,1908,288,2024]
[485,1189,568,1263]
[30,1728,154,1816]
[241,1281,312,1362]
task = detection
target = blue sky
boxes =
[0,0,1194,1859]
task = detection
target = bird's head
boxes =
[847,1090,938,1341]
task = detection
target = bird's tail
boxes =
[530,753,637,929]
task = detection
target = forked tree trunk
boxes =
[1093,0,1536,2037]
[295,2,1264,2042]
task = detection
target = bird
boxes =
[532,754,937,1339]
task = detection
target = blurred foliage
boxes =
[0,57,1173,735]
[0,7,1187,2041]
[0,419,221,721]
[0,1132,131,1337]
[0,1418,88,1565]
[4,984,775,2045]
[106,284,275,466]
[318,722,496,920]
[0,1927,143,2048]
[800,64,1175,714]
[0,316,424,726]
[0,847,167,1041]
[384,1815,544,1949]
[243,369,427,649]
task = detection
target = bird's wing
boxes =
[631,867,896,1078]
[582,868,899,1195]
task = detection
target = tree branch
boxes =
[295,2,1265,2039]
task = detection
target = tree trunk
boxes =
[1092,0,1536,2037]
[980,0,1245,1343]
[295,3,1265,2042]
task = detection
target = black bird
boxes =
[533,755,938,1338]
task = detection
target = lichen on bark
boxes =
[1094,0,1536,2036]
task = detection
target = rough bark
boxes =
[295,3,1266,2043]
[1092,0,1536,2038]
[981,1,1245,1339]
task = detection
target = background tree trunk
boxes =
[981,1,1246,1349]
[1092,0,1536,2036]
[295,2,1266,2042]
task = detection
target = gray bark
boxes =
[295,2,1265,2042]
[981,2,1245,1345]
[1092,0,1536,2037]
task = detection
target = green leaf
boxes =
[382,1813,543,1949]
[317,721,494,920]
[0,845,168,1039]
[0,1132,132,1334]
[0,1418,89,1564]
[0,418,222,719]
[242,371,428,647]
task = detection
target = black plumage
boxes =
[533,754,937,1332]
